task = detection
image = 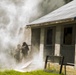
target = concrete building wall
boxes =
[54,26,61,56]
[24,27,31,52]
[39,28,45,61]
[31,28,40,56]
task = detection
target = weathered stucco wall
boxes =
[31,28,40,56]
[24,27,31,52]
[54,26,61,56]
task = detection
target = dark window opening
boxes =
[63,27,73,45]
[46,28,53,45]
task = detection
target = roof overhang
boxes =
[26,17,76,28]
[26,1,76,28]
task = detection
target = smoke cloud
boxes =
[0,0,72,70]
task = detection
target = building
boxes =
[25,0,76,65]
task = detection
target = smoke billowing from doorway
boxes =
[0,0,72,70]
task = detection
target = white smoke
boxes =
[0,0,72,70]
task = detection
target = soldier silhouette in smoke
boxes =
[21,42,29,60]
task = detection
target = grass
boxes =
[0,70,63,75]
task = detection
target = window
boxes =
[46,28,53,45]
[63,27,73,45]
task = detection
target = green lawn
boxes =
[0,70,63,75]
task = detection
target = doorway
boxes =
[60,25,75,63]
[44,27,55,59]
